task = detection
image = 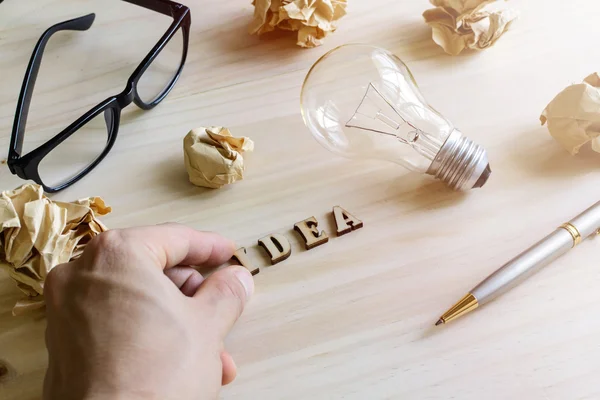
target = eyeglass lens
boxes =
[137,27,184,104]
[37,109,113,189]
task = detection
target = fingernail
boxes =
[234,267,254,298]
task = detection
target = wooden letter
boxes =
[333,206,363,236]
[294,217,329,250]
[232,247,260,276]
[258,234,292,265]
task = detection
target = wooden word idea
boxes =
[232,206,363,275]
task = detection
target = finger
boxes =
[164,266,205,297]
[194,265,254,337]
[44,260,77,309]
[220,351,237,386]
[91,223,235,271]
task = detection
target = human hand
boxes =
[43,224,254,400]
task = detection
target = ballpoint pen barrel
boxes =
[437,200,600,325]
[471,228,573,305]
[570,200,600,238]
[472,200,600,305]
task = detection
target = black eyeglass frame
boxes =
[7,0,190,193]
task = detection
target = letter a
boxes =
[333,206,363,236]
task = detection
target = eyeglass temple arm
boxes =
[122,0,184,17]
[9,14,95,157]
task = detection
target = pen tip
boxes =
[435,319,443,326]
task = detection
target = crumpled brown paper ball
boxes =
[249,0,347,48]
[540,73,600,155]
[183,126,254,189]
[0,184,111,315]
[423,0,518,56]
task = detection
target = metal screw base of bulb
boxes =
[427,130,491,191]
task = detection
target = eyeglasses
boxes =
[7,0,190,192]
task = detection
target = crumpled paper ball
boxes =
[540,73,600,155]
[249,0,347,48]
[0,184,111,315]
[183,126,254,189]
[423,0,518,56]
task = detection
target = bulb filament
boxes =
[375,111,400,130]
[345,83,439,160]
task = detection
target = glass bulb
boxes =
[300,44,491,190]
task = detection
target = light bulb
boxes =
[300,44,491,190]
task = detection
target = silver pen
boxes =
[436,200,600,325]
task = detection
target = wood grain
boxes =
[2,0,600,399]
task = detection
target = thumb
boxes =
[194,265,254,338]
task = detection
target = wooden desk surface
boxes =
[2,1,600,399]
